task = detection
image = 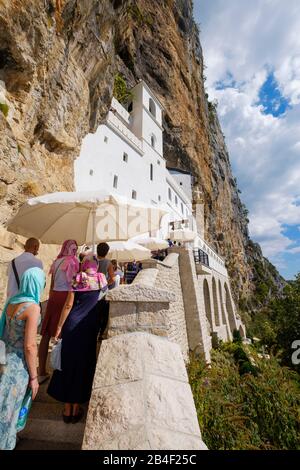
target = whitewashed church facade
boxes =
[75,80,245,344]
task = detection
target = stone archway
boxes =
[212,277,220,326]
[218,279,227,325]
[203,279,213,332]
[224,282,237,332]
[239,324,246,339]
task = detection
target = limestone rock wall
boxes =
[0,0,116,306]
[0,0,116,226]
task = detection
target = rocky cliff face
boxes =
[0,0,115,225]
[111,0,285,305]
[0,0,284,309]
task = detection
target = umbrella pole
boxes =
[92,207,96,255]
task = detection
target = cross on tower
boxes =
[193,187,204,203]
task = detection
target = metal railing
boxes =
[193,248,209,267]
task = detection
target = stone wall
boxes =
[142,253,189,361]
[106,278,176,340]
[170,247,212,362]
[83,332,207,450]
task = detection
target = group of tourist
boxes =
[0,238,117,450]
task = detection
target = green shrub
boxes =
[0,102,9,117]
[188,347,300,449]
[233,329,242,343]
[113,73,133,104]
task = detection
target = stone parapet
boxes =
[106,277,175,339]
[131,267,158,287]
[143,254,189,361]
[106,257,189,360]
[83,332,207,450]
[106,283,175,303]
[170,247,212,363]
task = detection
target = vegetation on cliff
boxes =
[191,275,300,450]
[188,341,300,450]
[246,273,300,374]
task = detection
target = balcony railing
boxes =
[193,248,209,267]
[107,111,143,152]
[111,97,130,124]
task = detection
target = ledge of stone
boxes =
[106,284,176,302]
[132,268,158,287]
[142,253,179,270]
[160,253,179,268]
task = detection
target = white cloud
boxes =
[287,246,300,254]
[195,0,300,277]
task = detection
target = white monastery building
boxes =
[75,80,246,350]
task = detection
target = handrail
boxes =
[193,248,209,267]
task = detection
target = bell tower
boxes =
[193,186,204,238]
[129,80,164,157]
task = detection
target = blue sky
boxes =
[258,72,291,117]
[194,0,300,280]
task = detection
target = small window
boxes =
[149,98,156,118]
[168,188,172,201]
[113,175,118,189]
[123,152,128,162]
[181,203,184,214]
[150,163,153,181]
[104,136,108,143]
[180,182,183,186]
[175,195,178,205]
[151,134,156,149]
[157,160,160,165]
[128,102,133,113]
[89,169,94,176]
[158,195,161,202]
[132,190,137,200]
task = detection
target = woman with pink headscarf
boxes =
[47,255,107,423]
[38,240,79,383]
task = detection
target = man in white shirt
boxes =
[6,238,44,298]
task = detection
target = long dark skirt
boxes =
[47,290,101,404]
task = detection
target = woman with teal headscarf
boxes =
[0,267,45,450]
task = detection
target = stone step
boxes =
[16,438,81,450]
[35,380,57,404]
[19,417,85,445]
[19,402,86,445]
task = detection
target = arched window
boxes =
[212,278,221,327]
[203,279,213,332]
[149,98,156,118]
[113,175,118,189]
[151,134,156,149]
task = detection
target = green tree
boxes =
[113,73,133,104]
[270,274,300,372]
